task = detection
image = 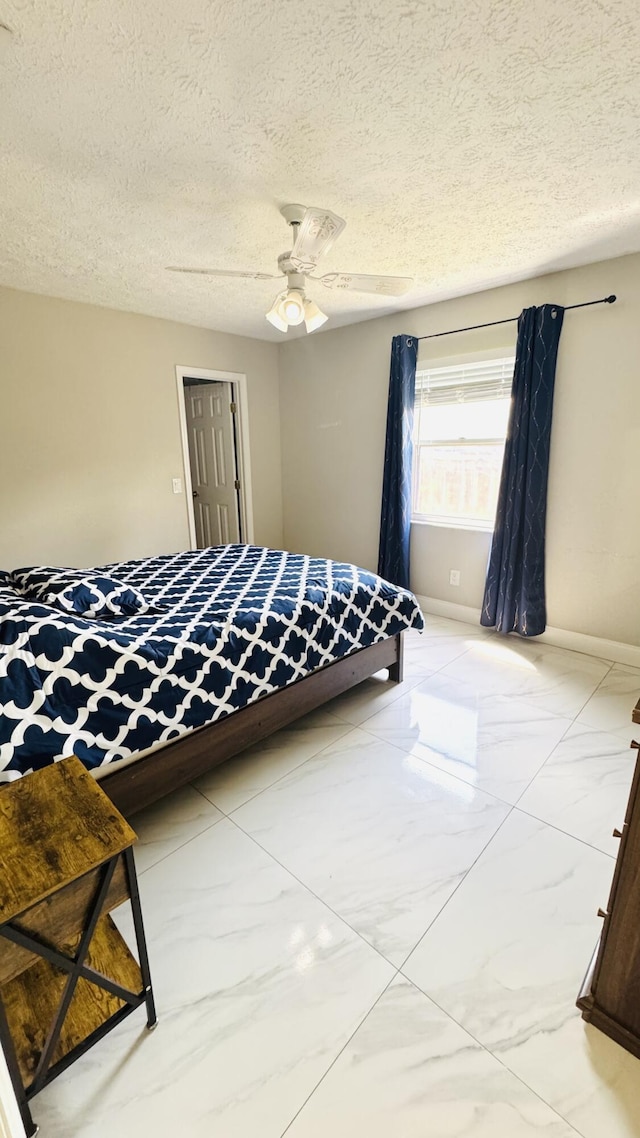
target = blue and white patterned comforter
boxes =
[0,545,423,781]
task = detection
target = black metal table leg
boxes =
[123,847,157,1029]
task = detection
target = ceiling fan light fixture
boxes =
[266,294,288,332]
[267,288,328,334]
[281,289,305,326]
[303,297,328,333]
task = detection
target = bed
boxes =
[0,544,423,816]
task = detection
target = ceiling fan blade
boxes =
[289,207,346,273]
[317,272,413,297]
[167,267,279,280]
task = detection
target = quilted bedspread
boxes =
[0,545,423,781]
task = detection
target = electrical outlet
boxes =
[172,477,183,495]
[449,569,461,587]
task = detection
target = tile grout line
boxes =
[507,657,630,858]
[362,707,629,832]
[226,812,399,971]
[570,659,617,723]
[359,650,626,857]
[348,636,503,735]
[357,715,623,863]
[505,669,612,837]
[394,756,618,980]
[359,716,620,862]
[394,801,517,973]
[194,721,357,815]
[510,705,595,812]
[508,805,617,861]
[329,671,434,732]
[135,809,227,877]
[353,705,614,842]
[358,723,539,813]
[375,636,613,729]
[394,978,587,1138]
[189,779,227,808]
[278,969,400,1137]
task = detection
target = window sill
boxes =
[411,517,495,535]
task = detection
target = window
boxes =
[412,355,514,530]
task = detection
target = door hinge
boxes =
[234,479,241,490]
[230,402,237,414]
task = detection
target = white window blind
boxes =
[412,355,514,529]
[415,356,515,410]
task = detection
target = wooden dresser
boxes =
[577,695,640,1058]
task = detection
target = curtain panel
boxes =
[377,334,418,590]
[481,304,564,636]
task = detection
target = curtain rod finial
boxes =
[605,294,617,303]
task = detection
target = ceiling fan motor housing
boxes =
[277,252,305,283]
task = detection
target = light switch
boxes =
[172,477,183,494]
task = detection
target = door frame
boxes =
[175,366,255,548]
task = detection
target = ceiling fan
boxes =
[167,204,414,334]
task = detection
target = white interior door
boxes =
[183,381,241,547]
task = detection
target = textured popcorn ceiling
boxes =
[1,0,639,341]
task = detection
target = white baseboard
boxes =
[415,594,640,669]
[416,595,483,626]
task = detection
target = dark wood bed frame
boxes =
[101,633,404,818]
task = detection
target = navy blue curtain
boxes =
[481,304,564,636]
[377,335,418,589]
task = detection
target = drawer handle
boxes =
[613,827,623,839]
[597,908,608,919]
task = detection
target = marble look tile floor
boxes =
[36,618,640,1137]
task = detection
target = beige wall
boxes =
[279,252,640,646]
[0,286,283,568]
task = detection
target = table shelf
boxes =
[3,913,142,1088]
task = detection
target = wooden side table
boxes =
[0,757,156,1137]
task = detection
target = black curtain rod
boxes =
[416,294,617,341]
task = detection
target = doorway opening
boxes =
[175,366,254,549]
